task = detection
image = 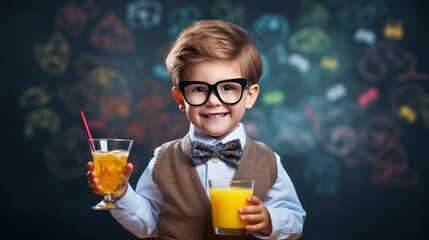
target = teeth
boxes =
[207,113,224,118]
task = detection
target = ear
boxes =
[172,87,186,111]
[245,84,260,109]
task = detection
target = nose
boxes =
[205,89,222,106]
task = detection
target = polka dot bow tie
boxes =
[190,138,242,168]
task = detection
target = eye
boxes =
[221,85,234,91]
[193,86,207,92]
[188,85,207,93]
[219,83,240,92]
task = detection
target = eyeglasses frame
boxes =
[178,78,249,106]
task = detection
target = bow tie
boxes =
[190,138,242,168]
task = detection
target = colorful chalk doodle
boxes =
[358,41,429,82]
[126,0,163,29]
[21,0,429,191]
[209,0,245,24]
[8,0,429,239]
[54,0,100,38]
[19,86,53,107]
[90,12,135,51]
[33,31,70,76]
[24,108,61,139]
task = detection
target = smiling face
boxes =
[172,60,259,140]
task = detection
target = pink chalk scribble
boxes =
[359,114,401,158]
[305,104,360,157]
[74,53,104,76]
[358,87,379,107]
[344,113,418,185]
[358,41,429,82]
[372,144,418,185]
[56,78,98,114]
[54,0,100,38]
[44,126,88,180]
[420,95,429,131]
[90,12,135,51]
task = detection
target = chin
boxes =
[203,128,235,140]
[205,132,227,139]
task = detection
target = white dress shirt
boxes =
[111,123,306,239]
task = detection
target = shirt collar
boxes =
[188,123,247,147]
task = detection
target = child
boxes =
[87,19,306,239]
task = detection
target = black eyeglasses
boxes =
[178,78,249,106]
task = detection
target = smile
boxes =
[203,113,227,119]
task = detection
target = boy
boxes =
[87,19,306,239]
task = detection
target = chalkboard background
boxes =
[1,0,428,239]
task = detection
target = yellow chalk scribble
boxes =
[289,27,331,53]
[24,108,61,138]
[320,55,338,71]
[398,105,417,123]
[34,31,70,75]
[383,19,404,40]
[88,66,128,91]
[19,86,52,107]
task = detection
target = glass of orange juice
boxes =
[89,138,133,210]
[209,179,254,235]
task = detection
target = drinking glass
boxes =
[209,179,254,235]
[89,138,133,210]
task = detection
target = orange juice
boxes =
[210,187,253,229]
[92,150,128,194]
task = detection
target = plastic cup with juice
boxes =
[89,138,133,210]
[209,179,254,235]
[92,149,129,194]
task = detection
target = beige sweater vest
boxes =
[152,135,278,240]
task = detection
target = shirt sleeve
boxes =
[252,153,306,239]
[110,147,163,239]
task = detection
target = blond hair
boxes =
[164,20,263,87]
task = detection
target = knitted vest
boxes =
[152,135,278,240]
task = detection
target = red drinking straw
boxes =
[80,111,96,151]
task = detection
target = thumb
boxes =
[123,163,134,182]
[114,163,134,200]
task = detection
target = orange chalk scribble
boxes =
[383,19,404,40]
[90,12,135,51]
[98,92,132,120]
[54,0,100,37]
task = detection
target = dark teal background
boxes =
[1,0,428,239]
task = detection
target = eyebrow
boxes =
[181,78,246,83]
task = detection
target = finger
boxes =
[240,211,263,222]
[85,162,104,195]
[118,163,133,192]
[86,161,94,170]
[123,163,134,182]
[87,177,103,195]
[246,196,262,205]
[239,196,264,214]
[87,173,98,187]
[112,163,133,200]
[240,205,262,214]
[86,169,97,181]
[246,222,266,232]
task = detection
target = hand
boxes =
[238,196,273,236]
[86,161,134,200]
